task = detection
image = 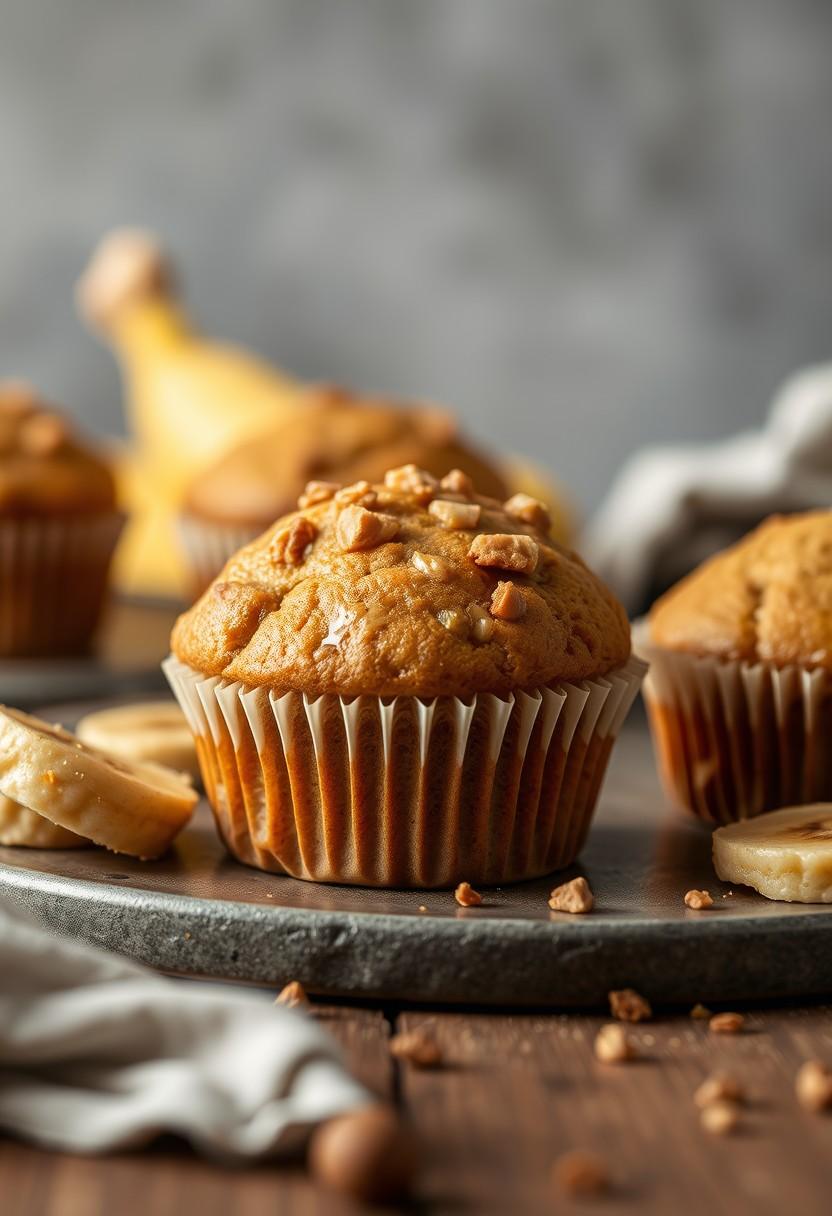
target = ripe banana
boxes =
[0,706,197,859]
[713,805,832,903]
[76,701,198,781]
[0,793,87,848]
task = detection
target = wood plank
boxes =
[395,1006,832,1215]
[1,1005,393,1216]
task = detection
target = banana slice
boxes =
[713,805,832,903]
[0,706,197,859]
[76,701,199,782]
[0,793,87,849]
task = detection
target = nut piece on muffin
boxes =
[641,510,832,824]
[0,381,122,656]
[167,467,642,887]
[177,387,512,596]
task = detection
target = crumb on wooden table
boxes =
[275,980,308,1008]
[552,1150,610,1197]
[709,1012,745,1035]
[609,988,652,1023]
[594,1023,636,1064]
[389,1029,442,1069]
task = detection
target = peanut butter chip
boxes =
[440,468,474,497]
[503,492,551,533]
[594,1023,635,1063]
[795,1060,832,1112]
[411,551,453,581]
[490,581,526,621]
[389,1029,442,1069]
[336,504,398,552]
[428,498,481,530]
[548,876,594,914]
[684,888,714,910]
[271,517,317,565]
[608,988,652,1023]
[709,1012,745,1035]
[553,1150,610,1197]
[298,480,340,509]
[454,881,482,907]
[469,532,539,574]
[275,980,308,1008]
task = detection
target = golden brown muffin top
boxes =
[172,465,630,697]
[0,382,117,516]
[649,510,832,669]
[182,387,508,526]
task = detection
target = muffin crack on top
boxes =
[172,465,630,698]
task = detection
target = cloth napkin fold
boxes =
[584,363,832,614]
[0,896,368,1158]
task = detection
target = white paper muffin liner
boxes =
[635,622,832,825]
[163,654,645,888]
[0,513,124,657]
[177,514,262,597]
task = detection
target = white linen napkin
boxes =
[584,363,832,614]
[0,896,368,1157]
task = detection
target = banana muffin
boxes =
[0,381,122,656]
[166,465,642,887]
[177,387,510,596]
[640,510,832,824]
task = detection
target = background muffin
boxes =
[0,381,123,657]
[167,465,641,887]
[640,510,832,824]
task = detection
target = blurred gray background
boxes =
[1,0,830,513]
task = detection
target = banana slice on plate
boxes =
[0,706,197,859]
[76,701,199,782]
[0,792,87,849]
[713,805,832,903]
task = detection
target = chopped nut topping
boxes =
[440,468,474,497]
[690,1003,712,1020]
[389,1029,442,1069]
[694,1073,744,1108]
[384,464,438,499]
[336,504,398,552]
[503,492,551,533]
[594,1023,635,1063]
[548,876,594,914]
[608,988,652,1023]
[428,498,481,530]
[454,881,482,907]
[552,1150,609,1197]
[271,516,317,565]
[469,532,539,574]
[437,608,469,638]
[795,1060,832,1112]
[334,480,378,509]
[298,480,340,509]
[489,580,526,621]
[467,603,495,642]
[411,550,453,581]
[684,888,714,910]
[709,1011,745,1035]
[700,1100,740,1136]
[275,980,308,1008]
[20,412,68,456]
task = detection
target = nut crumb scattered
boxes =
[594,1023,635,1064]
[552,1150,609,1197]
[454,881,482,907]
[795,1060,832,1112]
[709,1012,745,1035]
[609,988,652,1023]
[690,1003,712,1020]
[417,905,428,913]
[275,980,308,1009]
[694,1073,743,1108]
[700,1099,740,1136]
[684,888,714,910]
[548,876,594,914]
[389,1029,442,1069]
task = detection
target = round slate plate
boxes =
[1,724,830,1007]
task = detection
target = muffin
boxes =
[165,465,642,887]
[639,510,832,824]
[0,381,123,657]
[178,386,510,596]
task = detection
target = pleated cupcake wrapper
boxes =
[163,655,645,888]
[0,513,124,657]
[177,515,262,597]
[634,621,832,825]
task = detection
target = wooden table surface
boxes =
[3,997,831,1216]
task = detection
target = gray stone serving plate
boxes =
[1,721,830,1007]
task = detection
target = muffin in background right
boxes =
[638,510,832,825]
